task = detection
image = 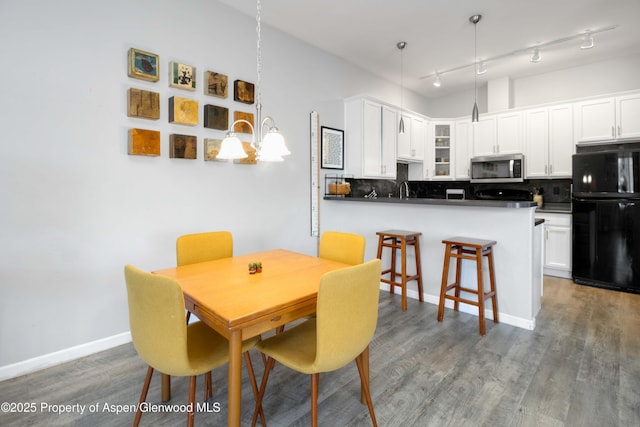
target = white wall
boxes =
[0,0,403,373]
[1,0,639,377]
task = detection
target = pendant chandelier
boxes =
[218,0,290,161]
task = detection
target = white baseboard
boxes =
[0,332,132,381]
[379,283,536,331]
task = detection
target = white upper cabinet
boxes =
[495,111,524,154]
[454,119,471,179]
[524,108,549,178]
[574,93,640,142]
[397,113,425,162]
[345,97,397,178]
[574,97,616,142]
[472,112,523,156]
[525,104,573,179]
[617,93,640,139]
[380,105,398,178]
[548,104,574,177]
[472,115,496,156]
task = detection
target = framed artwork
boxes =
[127,88,160,120]
[128,48,159,82]
[128,128,160,156]
[170,61,196,91]
[169,134,197,159]
[169,96,199,126]
[233,80,255,104]
[204,71,228,98]
[204,138,222,161]
[233,111,254,134]
[321,126,344,169]
[234,141,257,165]
[204,104,228,130]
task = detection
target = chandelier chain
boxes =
[256,0,262,109]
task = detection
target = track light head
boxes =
[530,48,541,63]
[581,32,594,49]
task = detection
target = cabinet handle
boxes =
[612,126,615,137]
[411,148,415,157]
[545,229,548,240]
[544,165,547,175]
[549,164,553,174]
[618,125,621,137]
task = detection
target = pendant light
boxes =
[469,14,481,123]
[219,0,289,161]
[397,41,406,134]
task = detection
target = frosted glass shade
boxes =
[217,134,248,159]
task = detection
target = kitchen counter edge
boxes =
[324,196,538,209]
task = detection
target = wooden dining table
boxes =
[153,249,369,427]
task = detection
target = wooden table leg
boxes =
[360,345,370,404]
[161,374,171,402]
[228,331,242,427]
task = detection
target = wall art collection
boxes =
[126,47,256,163]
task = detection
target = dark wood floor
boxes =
[2,276,640,426]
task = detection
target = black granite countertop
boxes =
[324,196,538,209]
[535,202,572,214]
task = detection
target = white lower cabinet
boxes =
[538,213,572,278]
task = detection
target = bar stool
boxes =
[437,237,498,336]
[376,230,423,311]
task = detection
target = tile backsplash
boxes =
[342,163,572,202]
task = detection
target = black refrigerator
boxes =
[572,148,640,293]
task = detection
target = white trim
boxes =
[0,332,132,381]
[380,283,536,331]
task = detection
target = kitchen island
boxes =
[322,196,543,330]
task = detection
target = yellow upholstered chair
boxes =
[176,231,233,323]
[251,259,382,427]
[176,231,233,266]
[318,231,366,266]
[124,265,264,427]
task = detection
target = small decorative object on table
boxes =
[249,261,263,274]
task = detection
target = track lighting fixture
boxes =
[530,48,541,63]
[419,25,615,85]
[476,61,487,75]
[581,32,594,49]
[433,72,441,87]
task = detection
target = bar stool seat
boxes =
[437,236,498,336]
[376,230,423,311]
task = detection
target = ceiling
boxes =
[218,0,640,98]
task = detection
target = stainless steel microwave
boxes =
[470,154,524,183]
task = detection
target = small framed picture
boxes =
[128,48,159,82]
[233,111,254,134]
[204,70,228,98]
[170,61,196,91]
[321,126,344,169]
[204,104,229,130]
[169,134,197,159]
[233,80,255,104]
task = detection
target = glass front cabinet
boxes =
[432,122,453,179]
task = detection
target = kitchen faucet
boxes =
[399,181,409,199]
